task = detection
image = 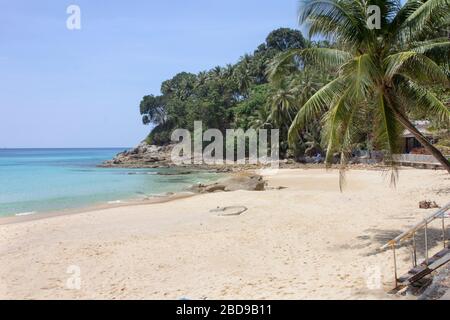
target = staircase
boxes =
[381,202,450,293]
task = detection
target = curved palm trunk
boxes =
[390,107,450,173]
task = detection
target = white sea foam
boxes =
[126,171,157,175]
[15,211,37,216]
[107,200,123,204]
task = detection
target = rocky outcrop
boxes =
[189,173,266,193]
[100,142,240,172]
[100,142,174,168]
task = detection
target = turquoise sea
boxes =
[0,148,220,217]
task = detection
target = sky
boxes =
[0,0,300,148]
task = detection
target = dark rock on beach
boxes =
[189,172,266,193]
[419,200,440,209]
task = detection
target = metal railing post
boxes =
[412,232,417,267]
[425,221,429,265]
[392,244,398,288]
[442,214,446,249]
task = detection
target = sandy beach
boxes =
[1,168,449,299]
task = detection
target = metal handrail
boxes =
[381,202,450,250]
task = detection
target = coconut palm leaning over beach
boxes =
[269,0,450,187]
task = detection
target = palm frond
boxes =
[301,47,352,69]
[266,49,302,83]
[411,38,450,54]
[321,92,350,167]
[410,39,450,64]
[397,79,450,124]
[341,54,377,99]
[267,47,351,83]
[384,51,449,84]
[388,0,423,41]
[375,91,402,186]
[299,0,368,46]
[288,76,347,145]
[321,88,358,190]
[402,0,450,41]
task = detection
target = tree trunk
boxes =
[391,107,450,173]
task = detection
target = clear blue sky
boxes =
[0,0,299,148]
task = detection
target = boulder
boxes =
[191,173,265,193]
[204,184,226,192]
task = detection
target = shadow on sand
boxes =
[358,226,448,259]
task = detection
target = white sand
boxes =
[0,168,448,299]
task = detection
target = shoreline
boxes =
[0,191,198,226]
[0,169,261,226]
[0,163,385,225]
[1,168,448,299]
[0,164,435,226]
[0,155,228,224]
[0,163,440,227]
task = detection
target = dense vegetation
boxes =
[140,28,332,157]
[140,1,450,174]
[140,28,303,148]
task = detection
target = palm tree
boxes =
[302,123,323,156]
[268,82,298,128]
[210,66,223,79]
[234,62,252,97]
[249,105,272,129]
[269,0,450,186]
[196,71,208,87]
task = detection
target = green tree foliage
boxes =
[140,95,166,125]
[233,84,271,130]
[266,28,306,51]
[140,28,307,145]
[269,0,450,185]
